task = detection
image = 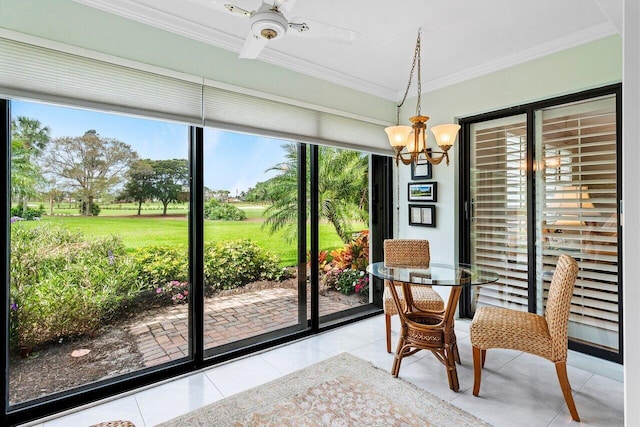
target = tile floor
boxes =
[22,315,624,427]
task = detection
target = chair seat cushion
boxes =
[383,283,444,315]
[470,306,553,360]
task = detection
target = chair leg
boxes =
[472,345,482,396]
[555,361,580,422]
[385,314,392,353]
[481,349,487,368]
[391,338,405,377]
[452,342,461,365]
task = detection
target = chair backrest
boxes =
[384,239,430,267]
[545,254,579,361]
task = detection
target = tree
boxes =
[244,180,271,203]
[44,130,138,216]
[10,117,51,209]
[149,159,189,215]
[262,143,369,243]
[119,159,155,215]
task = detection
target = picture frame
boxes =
[408,182,437,202]
[411,160,432,180]
[409,204,436,227]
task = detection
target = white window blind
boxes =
[202,84,390,154]
[470,115,530,312]
[0,35,389,153]
[0,37,203,125]
[536,95,618,351]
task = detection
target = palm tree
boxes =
[11,117,51,210]
[262,143,369,243]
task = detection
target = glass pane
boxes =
[9,100,190,405]
[316,146,371,322]
[203,130,303,354]
[470,114,529,312]
[535,95,619,352]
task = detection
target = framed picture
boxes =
[411,160,432,180]
[408,182,437,202]
[409,204,436,227]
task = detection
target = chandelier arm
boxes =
[422,149,448,166]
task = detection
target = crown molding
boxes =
[72,0,619,102]
[422,22,619,94]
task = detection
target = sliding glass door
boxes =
[8,99,190,405]
[202,130,306,354]
[461,85,621,361]
[535,95,619,353]
[468,115,529,313]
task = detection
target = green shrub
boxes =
[335,268,365,295]
[79,201,101,216]
[205,202,246,221]
[9,224,143,350]
[131,245,189,289]
[204,239,286,290]
[10,205,45,220]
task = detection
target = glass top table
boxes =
[366,261,499,287]
[366,261,498,392]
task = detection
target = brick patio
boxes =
[126,288,364,367]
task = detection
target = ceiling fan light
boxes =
[385,125,412,148]
[251,9,288,40]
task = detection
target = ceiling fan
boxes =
[218,0,358,59]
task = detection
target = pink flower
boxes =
[156,288,163,293]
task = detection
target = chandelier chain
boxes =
[396,29,422,122]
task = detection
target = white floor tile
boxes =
[134,373,223,426]
[42,396,144,427]
[204,353,282,397]
[259,338,331,375]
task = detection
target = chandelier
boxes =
[385,30,460,167]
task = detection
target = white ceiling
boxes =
[71,0,621,101]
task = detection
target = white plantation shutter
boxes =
[470,115,530,311]
[536,95,619,351]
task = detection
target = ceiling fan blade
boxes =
[224,3,253,17]
[239,33,268,59]
[289,17,359,42]
[275,0,297,14]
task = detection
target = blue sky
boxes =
[12,100,288,194]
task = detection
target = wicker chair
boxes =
[383,239,445,353]
[470,254,580,422]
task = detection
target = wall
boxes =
[623,0,640,424]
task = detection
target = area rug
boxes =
[157,352,490,426]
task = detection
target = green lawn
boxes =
[20,203,358,267]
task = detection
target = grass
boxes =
[20,202,359,267]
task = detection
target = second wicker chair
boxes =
[470,254,580,421]
[383,239,445,353]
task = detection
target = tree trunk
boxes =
[162,200,168,216]
[137,200,142,215]
[86,196,94,216]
